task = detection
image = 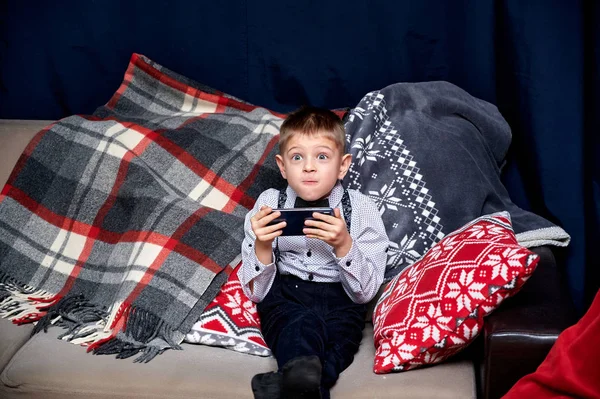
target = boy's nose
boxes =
[303,159,316,172]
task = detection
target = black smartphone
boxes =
[267,207,334,236]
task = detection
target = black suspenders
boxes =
[274,188,352,266]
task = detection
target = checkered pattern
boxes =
[0,53,288,362]
[372,212,540,373]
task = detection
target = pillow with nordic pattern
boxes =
[184,264,271,357]
[372,211,540,373]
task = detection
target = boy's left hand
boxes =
[303,208,352,258]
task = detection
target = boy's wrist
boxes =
[254,240,274,264]
[255,239,273,251]
[334,237,352,258]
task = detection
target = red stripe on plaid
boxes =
[173,241,223,274]
[106,56,138,109]
[184,86,236,115]
[2,185,99,237]
[215,94,228,114]
[128,53,287,118]
[56,128,155,298]
[116,206,215,327]
[226,134,280,211]
[150,133,255,210]
[2,185,222,269]
[78,115,256,210]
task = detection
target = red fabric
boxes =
[372,213,540,373]
[184,264,272,356]
[503,289,600,399]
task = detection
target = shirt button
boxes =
[346,260,351,266]
[307,250,312,257]
[255,266,260,272]
[249,243,253,247]
[308,273,314,281]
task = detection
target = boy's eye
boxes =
[317,154,328,160]
[292,154,302,161]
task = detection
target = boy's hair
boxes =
[279,106,346,154]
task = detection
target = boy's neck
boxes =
[295,196,329,208]
[290,181,340,207]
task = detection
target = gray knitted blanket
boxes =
[343,82,570,280]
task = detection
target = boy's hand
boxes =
[303,208,352,257]
[250,206,286,247]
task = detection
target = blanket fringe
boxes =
[0,272,58,324]
[92,305,181,363]
[32,294,108,336]
[1,273,184,363]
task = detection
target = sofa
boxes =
[0,120,576,399]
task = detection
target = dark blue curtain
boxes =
[1,1,598,311]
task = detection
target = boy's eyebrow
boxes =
[286,145,334,154]
[286,146,302,154]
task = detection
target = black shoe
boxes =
[281,355,322,399]
[251,371,282,399]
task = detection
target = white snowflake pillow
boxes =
[372,212,539,373]
[184,264,272,357]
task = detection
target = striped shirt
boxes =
[238,183,389,304]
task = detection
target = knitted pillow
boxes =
[372,212,540,373]
[184,263,271,356]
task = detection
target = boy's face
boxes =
[275,131,351,202]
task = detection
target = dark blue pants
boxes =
[257,273,366,398]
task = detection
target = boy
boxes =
[239,107,389,399]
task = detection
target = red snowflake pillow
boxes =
[184,263,271,356]
[372,212,540,373]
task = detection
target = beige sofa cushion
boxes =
[0,120,54,187]
[333,327,476,398]
[0,324,475,399]
[0,318,34,372]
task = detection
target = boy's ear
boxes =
[275,154,287,179]
[337,154,352,179]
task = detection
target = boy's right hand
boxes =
[250,206,286,246]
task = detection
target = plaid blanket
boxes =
[0,54,287,362]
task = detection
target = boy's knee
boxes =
[287,312,328,342]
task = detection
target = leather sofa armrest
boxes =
[478,246,577,399]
